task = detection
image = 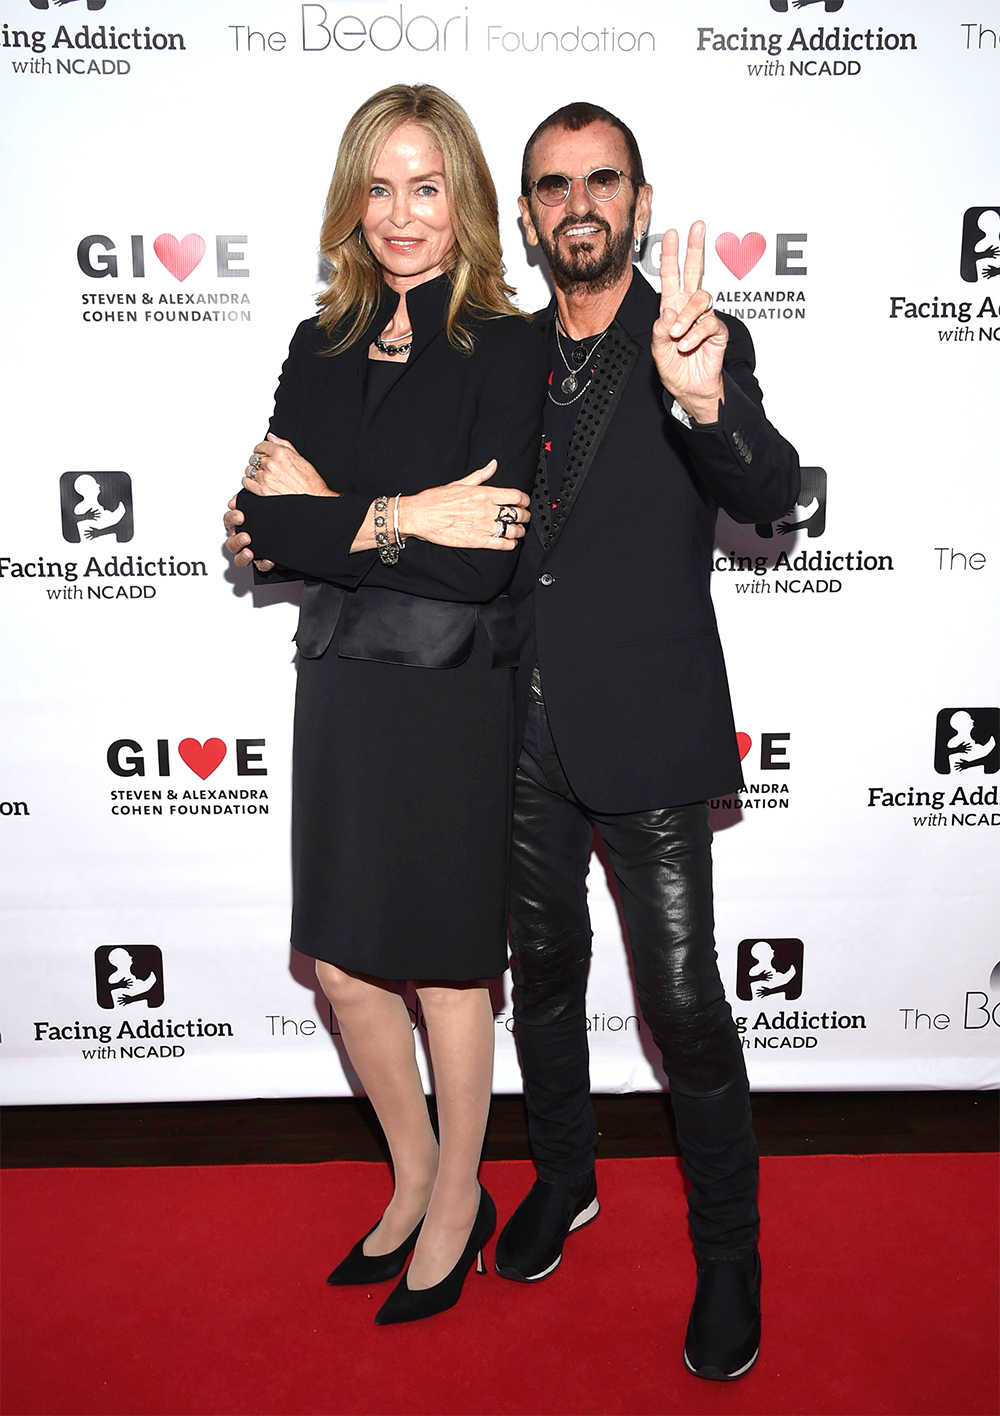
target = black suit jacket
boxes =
[510,270,800,812]
[236,273,548,666]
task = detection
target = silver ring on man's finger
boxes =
[246,468,257,480]
[496,505,518,525]
[493,520,508,539]
[249,453,262,472]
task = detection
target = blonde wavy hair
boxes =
[317,84,524,354]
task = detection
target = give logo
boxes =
[712,231,808,281]
[107,737,266,778]
[178,737,226,779]
[735,732,792,770]
[716,232,767,280]
[152,234,206,283]
[77,233,248,281]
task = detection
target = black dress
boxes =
[237,276,548,980]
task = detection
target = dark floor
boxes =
[1,1091,996,1168]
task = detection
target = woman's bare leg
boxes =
[316,961,438,1254]
[406,980,495,1289]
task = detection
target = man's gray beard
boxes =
[537,203,636,294]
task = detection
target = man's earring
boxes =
[634,230,646,255]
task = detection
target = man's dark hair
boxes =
[520,102,646,197]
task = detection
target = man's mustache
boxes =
[552,212,611,240]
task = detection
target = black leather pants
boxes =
[508,695,759,1259]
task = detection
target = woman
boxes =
[232,85,547,1325]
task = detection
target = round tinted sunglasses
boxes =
[531,168,634,207]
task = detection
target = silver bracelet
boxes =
[392,494,406,552]
[374,495,399,565]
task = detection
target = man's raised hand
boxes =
[652,222,728,424]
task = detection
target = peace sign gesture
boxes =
[652,221,728,423]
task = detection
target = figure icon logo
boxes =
[959,207,1000,283]
[756,466,826,539]
[736,939,804,1001]
[934,708,999,776]
[95,946,164,1010]
[60,471,133,544]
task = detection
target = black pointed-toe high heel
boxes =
[374,1187,496,1325]
[326,1216,424,1286]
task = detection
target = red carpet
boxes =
[1,1155,997,1416]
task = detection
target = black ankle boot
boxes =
[683,1248,761,1381]
[495,1172,599,1282]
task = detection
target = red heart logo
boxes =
[178,738,226,779]
[715,232,766,281]
[153,233,206,282]
[736,732,753,762]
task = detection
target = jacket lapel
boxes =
[532,315,641,553]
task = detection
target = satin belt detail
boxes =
[294,580,519,668]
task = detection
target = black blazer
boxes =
[237,274,548,666]
[510,270,800,813]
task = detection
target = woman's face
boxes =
[362,122,456,288]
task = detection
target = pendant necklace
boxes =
[549,321,610,406]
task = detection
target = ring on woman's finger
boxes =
[496,505,519,525]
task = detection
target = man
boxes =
[495,103,798,1384]
[226,102,799,1381]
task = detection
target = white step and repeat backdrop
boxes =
[1,0,997,1105]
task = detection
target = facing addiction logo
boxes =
[933,708,999,776]
[867,708,999,828]
[0,471,207,604]
[95,944,163,1010]
[888,208,1000,344]
[32,945,235,1063]
[736,939,803,1001]
[714,467,895,597]
[733,937,867,1050]
[960,207,1000,284]
[755,466,826,539]
[697,2,917,81]
[5,3,186,80]
[59,472,132,544]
